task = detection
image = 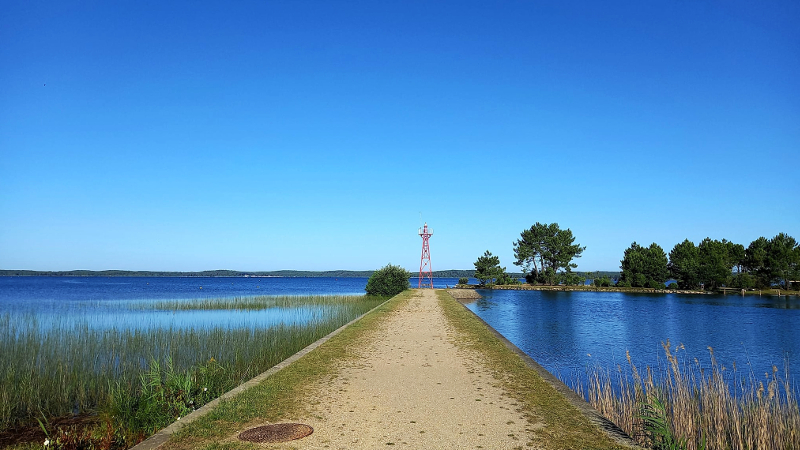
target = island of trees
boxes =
[471,223,799,292]
[619,233,799,290]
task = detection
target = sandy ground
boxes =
[287,289,533,449]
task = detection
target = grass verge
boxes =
[157,290,415,450]
[436,290,633,450]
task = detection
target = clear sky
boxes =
[1,1,798,273]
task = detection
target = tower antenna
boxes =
[418,222,433,288]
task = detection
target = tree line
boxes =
[472,223,799,290]
[620,233,799,290]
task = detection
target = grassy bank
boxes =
[0,295,385,448]
[157,290,414,450]
[436,290,631,449]
[571,342,800,449]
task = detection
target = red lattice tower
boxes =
[418,223,433,288]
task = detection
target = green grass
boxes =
[160,290,415,450]
[0,294,385,447]
[145,294,373,311]
[435,290,630,450]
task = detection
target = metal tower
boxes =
[418,222,433,288]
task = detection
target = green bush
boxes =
[667,282,678,289]
[365,264,411,297]
[594,276,612,287]
[646,279,665,290]
[729,273,756,289]
[458,277,469,285]
[496,273,522,285]
[560,271,586,286]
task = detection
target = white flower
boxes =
[44,439,50,446]
[203,387,207,392]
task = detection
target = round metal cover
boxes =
[238,423,314,443]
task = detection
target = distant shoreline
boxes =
[0,269,514,278]
[0,269,621,279]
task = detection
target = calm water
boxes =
[0,276,372,332]
[0,276,464,332]
[466,289,800,391]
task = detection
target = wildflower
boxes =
[44,439,50,446]
[203,387,208,392]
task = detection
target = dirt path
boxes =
[291,289,533,449]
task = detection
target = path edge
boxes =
[446,290,640,449]
[130,296,393,450]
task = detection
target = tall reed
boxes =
[145,294,369,311]
[571,342,800,450]
[0,295,383,434]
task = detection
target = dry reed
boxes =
[571,342,800,450]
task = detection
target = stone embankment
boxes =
[445,288,482,301]
[457,284,708,295]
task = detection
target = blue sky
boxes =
[1,1,798,272]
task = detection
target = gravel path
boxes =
[291,289,533,449]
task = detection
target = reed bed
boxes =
[0,295,383,437]
[145,294,368,311]
[570,342,800,450]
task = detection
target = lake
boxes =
[10,276,790,395]
[465,289,800,395]
[0,276,397,433]
[0,276,370,332]
[0,276,466,331]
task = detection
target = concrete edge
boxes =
[130,296,393,450]
[445,291,641,449]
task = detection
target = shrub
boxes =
[458,277,469,285]
[616,280,631,288]
[728,273,756,289]
[646,279,665,290]
[594,276,612,287]
[560,271,585,286]
[666,282,678,289]
[496,273,522,285]
[365,264,411,297]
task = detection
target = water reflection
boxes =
[30,305,332,332]
[466,290,800,393]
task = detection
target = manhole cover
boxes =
[238,423,314,443]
